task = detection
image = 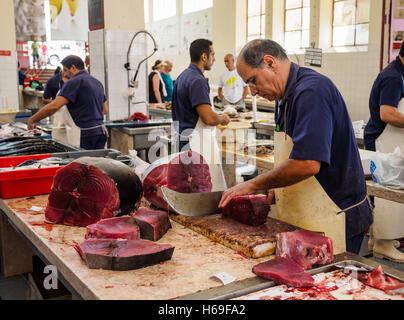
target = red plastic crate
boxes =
[0,154,64,199]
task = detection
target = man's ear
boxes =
[263,55,276,69]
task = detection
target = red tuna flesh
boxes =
[253,257,315,288]
[85,216,140,240]
[222,195,270,226]
[276,230,334,270]
[143,151,212,211]
[167,151,212,193]
[133,207,172,241]
[45,157,143,227]
[143,163,169,210]
[366,266,404,293]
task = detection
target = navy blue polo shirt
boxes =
[43,73,62,100]
[18,71,26,86]
[172,64,211,133]
[59,71,106,138]
[275,63,373,239]
[364,56,404,150]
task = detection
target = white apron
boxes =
[52,105,81,148]
[174,116,227,192]
[52,103,108,149]
[274,131,347,253]
[373,98,404,239]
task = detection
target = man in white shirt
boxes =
[218,54,249,112]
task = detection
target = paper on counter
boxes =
[210,272,236,285]
[29,206,43,212]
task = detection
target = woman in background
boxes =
[148,60,167,104]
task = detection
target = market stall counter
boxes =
[0,195,270,300]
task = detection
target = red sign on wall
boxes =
[0,50,11,56]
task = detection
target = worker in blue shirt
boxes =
[172,39,230,150]
[161,60,174,102]
[363,42,404,263]
[172,39,230,191]
[219,39,373,254]
[43,66,63,104]
[18,62,26,86]
[28,55,108,150]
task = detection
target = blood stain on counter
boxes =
[28,221,53,231]
[235,251,247,259]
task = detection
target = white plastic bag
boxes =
[370,147,404,189]
[129,150,151,179]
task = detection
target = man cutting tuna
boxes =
[219,39,373,254]
[28,55,108,150]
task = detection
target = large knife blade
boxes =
[160,186,223,217]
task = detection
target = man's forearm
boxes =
[250,159,320,191]
[30,105,57,124]
[218,88,224,99]
[29,96,68,126]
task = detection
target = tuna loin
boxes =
[75,239,174,271]
[45,157,143,227]
[222,195,270,226]
[85,216,140,240]
[276,230,334,270]
[253,257,315,288]
[143,151,212,211]
[133,207,172,241]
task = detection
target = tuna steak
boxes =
[85,216,140,240]
[75,239,174,271]
[222,195,270,226]
[253,257,315,288]
[143,151,212,211]
[45,157,143,227]
[133,207,172,241]
[276,230,334,270]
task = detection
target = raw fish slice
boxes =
[253,257,315,288]
[75,239,175,271]
[86,216,140,240]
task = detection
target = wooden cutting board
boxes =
[170,213,299,259]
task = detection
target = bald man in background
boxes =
[218,54,249,112]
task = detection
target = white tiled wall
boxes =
[0,51,19,111]
[105,30,148,121]
[290,44,381,122]
[89,29,148,122]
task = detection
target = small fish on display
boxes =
[0,157,75,172]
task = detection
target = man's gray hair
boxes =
[240,39,288,68]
